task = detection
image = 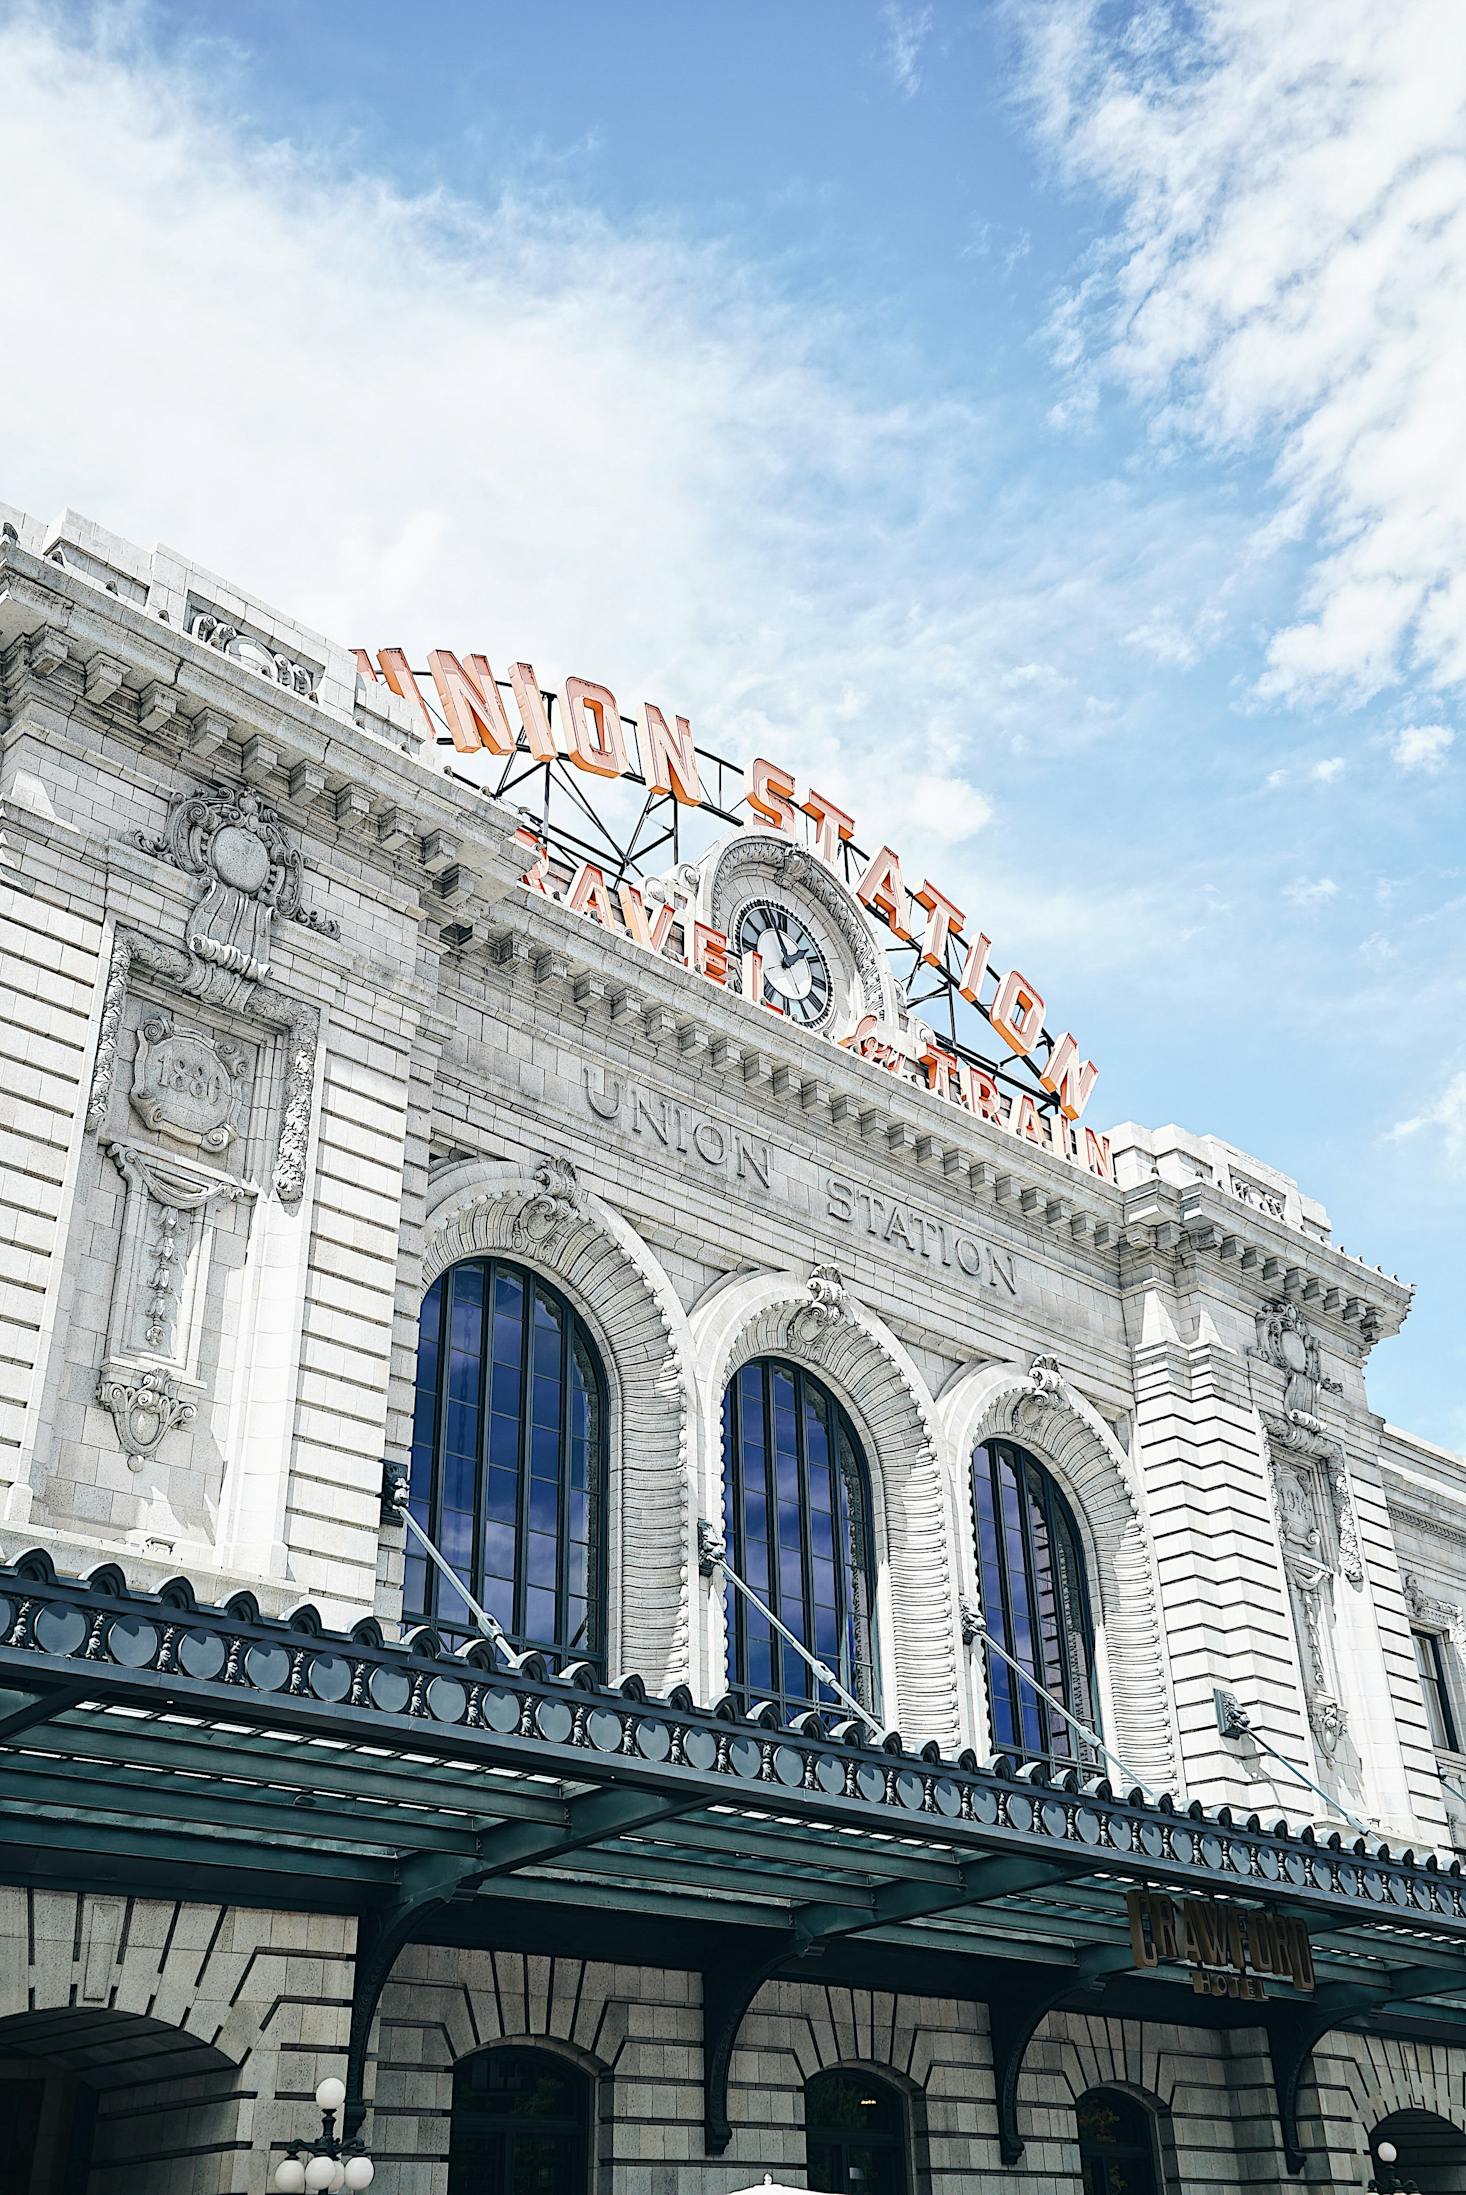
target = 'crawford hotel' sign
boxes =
[361,642,1114,1185]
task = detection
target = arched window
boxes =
[972,1438,1096,1767]
[408,1259,608,1665]
[447,2045,592,2195]
[806,2069,910,2195]
[721,1359,876,1718]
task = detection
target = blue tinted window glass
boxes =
[720,1357,875,1720]
[972,1440,1096,1770]
[406,1259,606,1668]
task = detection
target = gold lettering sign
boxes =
[1126,1890,1314,2001]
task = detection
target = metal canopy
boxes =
[4,1549,1466,2169]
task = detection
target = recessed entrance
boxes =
[1372,2110,1466,2192]
[0,2008,241,2194]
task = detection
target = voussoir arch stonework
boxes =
[688,1265,959,1750]
[421,1157,697,1690]
[939,1359,1179,1795]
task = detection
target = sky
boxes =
[2,0,1463,1443]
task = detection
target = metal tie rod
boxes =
[392,1494,510,1653]
[1214,1689,1371,1836]
[973,1622,1162,1800]
[705,1540,886,1740]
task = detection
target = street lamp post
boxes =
[273,2077,376,2193]
[1368,2138,1419,2193]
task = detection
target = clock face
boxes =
[735,898,833,1028]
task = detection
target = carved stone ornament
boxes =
[136,783,303,1009]
[95,1366,196,1465]
[97,1141,255,1469]
[85,929,319,1210]
[1231,1170,1286,1220]
[510,1154,582,1249]
[958,1593,983,1646]
[1250,1299,1342,1421]
[1404,1573,1466,1652]
[790,1263,852,1346]
[1026,1352,1063,1398]
[129,1010,246,1154]
[188,607,320,700]
[1269,1446,1354,1758]
[697,1518,728,1577]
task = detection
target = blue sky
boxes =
[4,1,1463,1441]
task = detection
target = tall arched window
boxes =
[721,1359,876,1718]
[806,2069,910,2195]
[1075,2087,1162,2195]
[972,1438,1096,1767]
[408,1259,608,1665]
[447,2045,592,2195]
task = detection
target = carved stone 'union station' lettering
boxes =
[824,1173,1019,1295]
[583,1067,772,1189]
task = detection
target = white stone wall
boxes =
[6,506,1466,2191]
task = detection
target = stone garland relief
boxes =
[97,1142,255,1465]
[83,781,328,1464]
[1250,1299,1363,1766]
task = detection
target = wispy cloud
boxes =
[882,4,934,100]
[1285,877,1340,909]
[1019,0,1466,715]
[1393,724,1456,773]
[0,5,1243,914]
[1390,1070,1466,1171]
[1310,757,1345,783]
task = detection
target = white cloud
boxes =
[1285,877,1339,909]
[1021,0,1466,709]
[1392,723,1456,772]
[1389,1069,1466,1170]
[883,5,934,99]
[1310,757,1345,782]
[0,6,1226,912]
[1264,767,1289,789]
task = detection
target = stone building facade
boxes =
[2,502,1466,2194]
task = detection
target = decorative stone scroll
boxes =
[135,783,304,1009]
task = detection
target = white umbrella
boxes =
[724,2179,808,2195]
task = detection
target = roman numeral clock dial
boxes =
[735,898,833,1028]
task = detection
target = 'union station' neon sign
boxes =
[359,644,1111,1182]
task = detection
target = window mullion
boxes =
[794,1368,816,1708]
[515,1273,533,1646]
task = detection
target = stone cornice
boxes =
[1118,1178,1412,1350]
[465,884,1135,1269]
[0,541,524,916]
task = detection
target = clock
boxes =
[734,898,832,1027]
[693,830,901,1039]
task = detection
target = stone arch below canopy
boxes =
[688,1267,958,1751]
[938,1359,1178,1795]
[420,1158,697,1691]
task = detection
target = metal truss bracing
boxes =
[4,1551,1466,2170]
[393,664,1076,1117]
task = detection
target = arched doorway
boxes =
[0,2008,240,2193]
[805,2068,911,2195]
[1076,2085,1165,2195]
[447,2043,593,2195]
[1372,2110,1466,2192]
